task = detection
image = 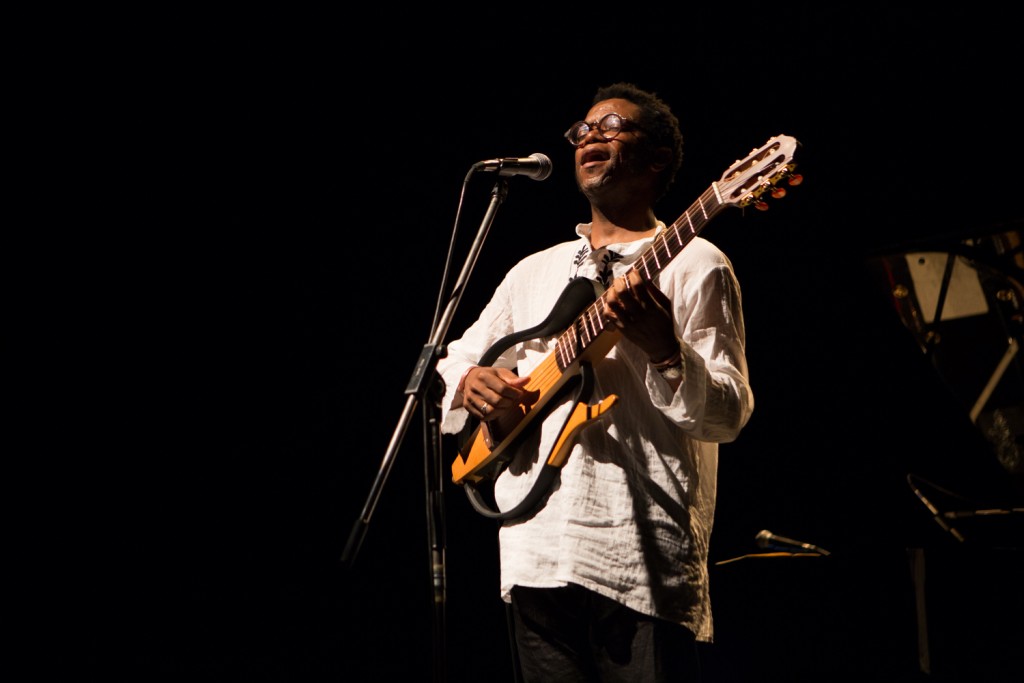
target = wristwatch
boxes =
[652,351,683,382]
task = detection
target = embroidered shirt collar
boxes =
[571,221,666,287]
[574,221,666,258]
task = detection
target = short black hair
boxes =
[592,82,684,201]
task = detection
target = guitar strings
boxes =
[518,185,724,403]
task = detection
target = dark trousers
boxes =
[509,584,700,683]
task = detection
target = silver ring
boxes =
[479,401,489,413]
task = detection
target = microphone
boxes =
[755,529,831,556]
[472,153,552,181]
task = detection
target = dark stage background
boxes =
[75,6,1023,682]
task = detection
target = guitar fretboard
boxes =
[552,184,726,372]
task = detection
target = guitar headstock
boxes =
[717,134,801,210]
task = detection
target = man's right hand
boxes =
[460,366,539,422]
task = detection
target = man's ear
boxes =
[651,146,672,172]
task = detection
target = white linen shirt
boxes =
[437,221,753,642]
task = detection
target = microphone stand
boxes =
[341,173,511,683]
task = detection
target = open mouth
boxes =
[580,147,609,167]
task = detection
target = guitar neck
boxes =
[552,184,727,374]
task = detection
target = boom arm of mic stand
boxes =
[340,176,510,567]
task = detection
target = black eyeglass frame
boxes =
[563,112,640,146]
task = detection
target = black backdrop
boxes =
[76,6,1024,682]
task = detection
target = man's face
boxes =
[572,98,648,198]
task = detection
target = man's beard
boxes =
[577,150,647,200]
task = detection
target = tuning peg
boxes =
[754,200,770,211]
[771,186,787,199]
[787,173,803,186]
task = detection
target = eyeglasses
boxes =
[563,112,639,146]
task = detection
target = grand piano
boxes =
[871,225,1024,483]
[868,223,1023,679]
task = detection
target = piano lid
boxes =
[869,224,1024,480]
